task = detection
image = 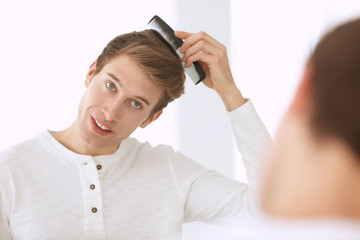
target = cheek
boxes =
[261,148,286,209]
[77,93,87,118]
[125,112,149,126]
[261,122,301,213]
[261,149,300,216]
[82,84,104,110]
[261,122,318,216]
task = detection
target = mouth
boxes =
[91,116,113,135]
[94,119,111,131]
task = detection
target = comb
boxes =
[148,15,206,85]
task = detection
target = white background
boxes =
[1,0,360,239]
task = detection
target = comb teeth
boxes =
[148,16,182,50]
[147,15,206,85]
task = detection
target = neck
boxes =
[296,152,360,219]
[265,113,360,220]
[327,143,360,219]
[291,130,360,219]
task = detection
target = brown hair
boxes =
[95,29,186,114]
[310,18,360,157]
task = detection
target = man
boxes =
[207,17,360,240]
[259,17,360,238]
[0,29,270,239]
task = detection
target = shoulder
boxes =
[0,133,46,166]
[125,137,205,170]
[124,137,179,157]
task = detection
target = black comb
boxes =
[148,15,206,85]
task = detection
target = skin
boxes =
[261,63,360,219]
[53,54,163,156]
[175,31,247,111]
[53,31,247,156]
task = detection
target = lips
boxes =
[90,116,113,135]
[94,119,110,131]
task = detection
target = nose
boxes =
[101,96,124,122]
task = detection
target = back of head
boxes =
[95,29,186,114]
[260,18,360,219]
[310,17,360,157]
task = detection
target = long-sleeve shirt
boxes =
[0,100,271,240]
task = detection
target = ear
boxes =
[85,61,97,87]
[288,61,314,115]
[140,110,163,128]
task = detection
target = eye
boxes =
[131,100,142,109]
[106,82,116,91]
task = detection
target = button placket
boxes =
[78,156,105,232]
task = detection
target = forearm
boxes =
[215,82,247,112]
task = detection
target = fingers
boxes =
[174,30,192,39]
[182,40,219,67]
[177,31,224,53]
[175,30,227,68]
[183,51,213,68]
[176,30,239,103]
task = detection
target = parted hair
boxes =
[94,29,186,114]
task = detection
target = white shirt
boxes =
[0,100,270,240]
[202,218,360,240]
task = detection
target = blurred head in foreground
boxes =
[262,18,360,219]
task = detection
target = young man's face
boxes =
[77,54,163,152]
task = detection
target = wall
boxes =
[1,0,360,239]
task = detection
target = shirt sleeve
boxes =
[227,99,272,212]
[0,189,12,240]
[182,99,272,222]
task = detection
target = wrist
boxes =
[217,86,247,111]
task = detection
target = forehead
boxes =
[100,54,164,106]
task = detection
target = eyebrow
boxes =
[107,72,122,86]
[135,96,150,106]
[107,72,150,106]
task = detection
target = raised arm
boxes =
[175,30,246,111]
[174,31,272,221]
